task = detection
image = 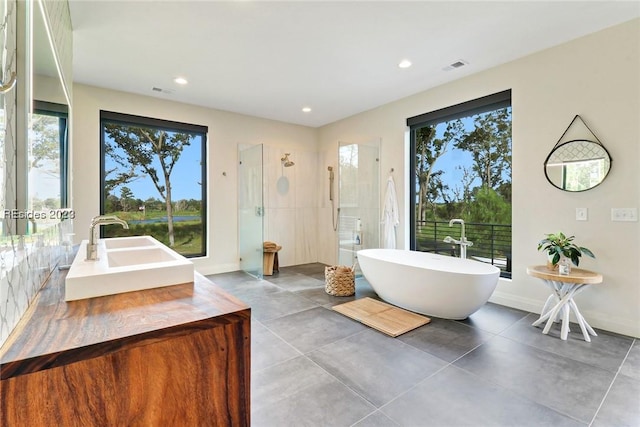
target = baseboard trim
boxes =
[489,291,640,338]
[195,263,239,276]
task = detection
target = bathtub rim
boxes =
[357,248,500,276]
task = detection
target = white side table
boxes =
[526,265,603,342]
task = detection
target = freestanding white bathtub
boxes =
[357,249,500,320]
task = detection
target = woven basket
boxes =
[325,266,355,296]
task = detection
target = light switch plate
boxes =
[611,208,638,222]
[576,208,588,221]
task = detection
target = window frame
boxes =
[99,110,208,258]
[407,90,512,277]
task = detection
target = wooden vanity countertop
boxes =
[0,266,250,380]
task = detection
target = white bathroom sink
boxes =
[65,235,194,301]
[103,235,158,250]
[107,247,178,267]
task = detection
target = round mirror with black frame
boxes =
[544,139,611,192]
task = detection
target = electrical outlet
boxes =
[576,208,588,221]
[611,208,638,222]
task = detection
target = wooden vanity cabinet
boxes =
[0,269,250,426]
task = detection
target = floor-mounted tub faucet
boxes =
[86,215,129,260]
[444,218,473,259]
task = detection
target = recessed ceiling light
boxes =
[302,107,312,113]
[174,77,188,85]
[398,59,412,69]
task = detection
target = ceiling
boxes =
[68,1,640,128]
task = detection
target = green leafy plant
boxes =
[537,232,595,267]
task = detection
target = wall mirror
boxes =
[544,116,611,192]
[25,0,71,234]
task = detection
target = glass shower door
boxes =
[238,144,263,278]
[337,140,380,269]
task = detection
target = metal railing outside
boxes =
[415,220,512,278]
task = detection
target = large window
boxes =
[408,90,512,277]
[100,111,207,257]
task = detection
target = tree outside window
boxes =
[415,108,512,222]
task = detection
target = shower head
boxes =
[281,153,295,167]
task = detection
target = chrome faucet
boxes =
[86,215,129,260]
[444,218,473,259]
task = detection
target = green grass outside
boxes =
[107,210,199,221]
[103,211,204,257]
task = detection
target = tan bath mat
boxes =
[332,297,430,337]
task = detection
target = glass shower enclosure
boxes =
[337,140,380,270]
[238,144,263,278]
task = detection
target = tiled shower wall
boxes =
[263,146,319,267]
[0,0,72,347]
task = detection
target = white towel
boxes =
[382,175,399,249]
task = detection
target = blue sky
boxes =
[431,117,480,197]
[105,134,204,201]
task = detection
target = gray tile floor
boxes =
[207,263,639,427]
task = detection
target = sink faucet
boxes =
[444,218,473,259]
[86,215,129,260]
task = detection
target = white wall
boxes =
[317,19,640,337]
[71,84,317,275]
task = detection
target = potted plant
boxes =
[537,232,595,270]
